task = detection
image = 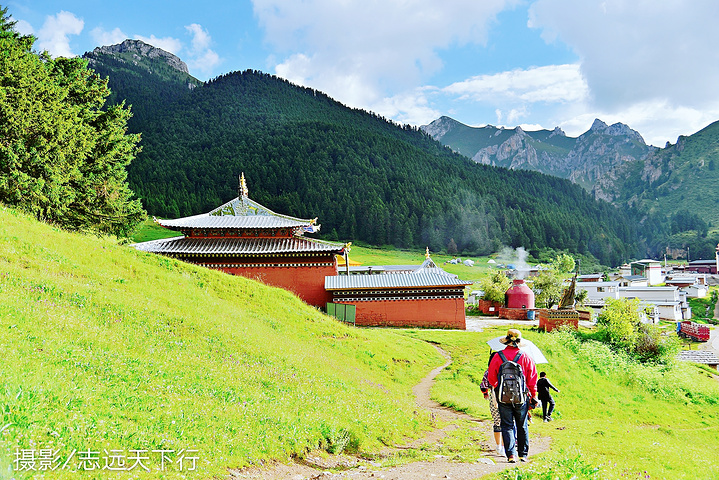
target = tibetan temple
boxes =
[133,174,346,307]
[133,175,471,328]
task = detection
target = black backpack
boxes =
[496,351,527,405]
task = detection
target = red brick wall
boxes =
[498,307,531,320]
[478,299,503,315]
[338,298,466,329]
[216,264,337,308]
[537,309,579,332]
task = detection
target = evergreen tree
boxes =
[0,7,145,236]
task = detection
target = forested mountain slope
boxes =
[88,44,639,265]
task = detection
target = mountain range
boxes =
[80,39,694,265]
[421,116,719,230]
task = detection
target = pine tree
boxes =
[0,7,145,236]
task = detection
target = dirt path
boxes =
[230,344,550,480]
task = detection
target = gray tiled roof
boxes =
[156,213,310,229]
[677,350,719,365]
[155,196,316,230]
[133,236,344,255]
[325,273,472,290]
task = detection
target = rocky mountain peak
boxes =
[585,118,646,144]
[85,39,189,74]
[589,118,609,131]
[549,126,566,138]
[420,116,460,140]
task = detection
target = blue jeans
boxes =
[498,400,529,458]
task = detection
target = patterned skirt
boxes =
[489,390,501,432]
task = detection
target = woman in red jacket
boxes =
[487,329,538,463]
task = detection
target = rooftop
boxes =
[155,173,318,231]
[325,272,472,290]
[133,235,345,255]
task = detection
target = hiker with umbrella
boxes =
[487,328,538,463]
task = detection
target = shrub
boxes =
[479,271,511,304]
[593,298,679,364]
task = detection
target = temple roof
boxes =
[325,273,472,290]
[411,256,455,276]
[155,173,318,231]
[155,209,313,230]
[133,235,345,255]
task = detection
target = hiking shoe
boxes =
[520,457,528,462]
[546,417,553,422]
[507,456,516,463]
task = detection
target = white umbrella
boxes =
[486,336,548,364]
[487,259,496,264]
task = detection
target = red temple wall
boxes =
[211,264,337,308]
[337,298,466,329]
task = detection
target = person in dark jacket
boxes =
[537,371,560,421]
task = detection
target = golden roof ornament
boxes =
[425,246,430,259]
[239,173,249,199]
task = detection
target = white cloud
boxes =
[253,0,518,113]
[558,100,719,147]
[184,23,222,77]
[444,64,588,105]
[14,19,34,36]
[186,23,211,51]
[90,27,128,46]
[370,88,443,126]
[36,11,84,57]
[528,0,719,112]
[134,34,182,55]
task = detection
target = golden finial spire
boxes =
[425,246,430,259]
[239,172,249,199]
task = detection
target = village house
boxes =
[577,273,603,282]
[613,274,649,287]
[665,273,709,298]
[618,286,690,321]
[574,281,693,322]
[630,259,663,285]
[133,174,345,307]
[325,252,472,328]
[576,280,620,309]
[682,259,718,275]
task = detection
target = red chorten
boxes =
[505,279,535,309]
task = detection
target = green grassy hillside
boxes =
[0,206,442,479]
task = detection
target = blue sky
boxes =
[8,0,719,147]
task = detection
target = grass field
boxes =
[0,207,444,479]
[6,208,719,479]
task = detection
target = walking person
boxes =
[480,352,504,456]
[488,329,538,463]
[537,371,560,422]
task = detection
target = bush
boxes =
[594,298,679,364]
[479,271,511,304]
[545,330,719,405]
